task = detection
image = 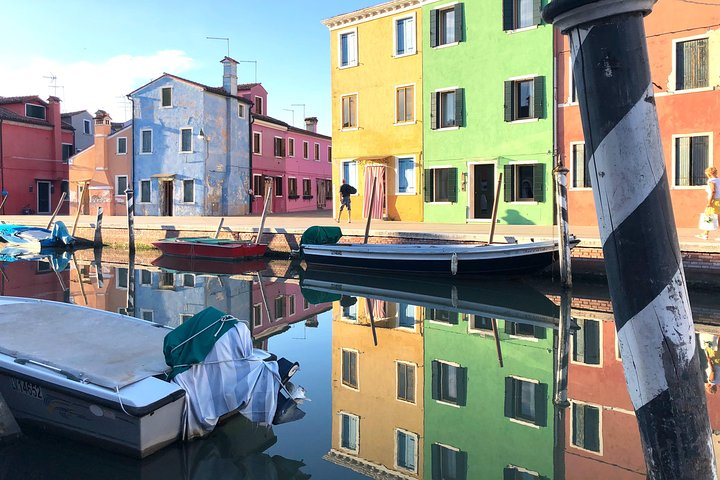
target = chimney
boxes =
[305,117,318,133]
[47,96,62,162]
[221,57,238,96]
[94,110,112,136]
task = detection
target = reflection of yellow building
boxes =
[323,1,424,222]
[325,298,424,478]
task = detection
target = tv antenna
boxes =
[43,73,64,97]
[206,36,230,57]
[238,60,258,83]
[291,104,306,121]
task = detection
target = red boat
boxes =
[152,237,267,260]
[152,255,267,276]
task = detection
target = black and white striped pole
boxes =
[125,188,135,254]
[94,207,103,246]
[554,165,572,288]
[543,1,715,478]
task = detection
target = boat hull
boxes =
[152,255,267,275]
[153,239,267,260]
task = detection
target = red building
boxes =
[0,95,73,215]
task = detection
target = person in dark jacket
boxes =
[336,179,356,223]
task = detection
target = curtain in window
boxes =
[518,0,533,28]
[363,165,385,219]
[398,158,415,193]
[443,9,456,44]
[675,137,691,186]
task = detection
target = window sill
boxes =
[302,195,314,200]
[570,359,604,368]
[672,185,707,190]
[395,191,417,196]
[505,25,539,34]
[657,86,715,97]
[338,64,358,70]
[341,127,359,132]
[435,126,460,131]
[569,187,592,191]
[508,201,540,205]
[393,51,417,59]
[394,121,416,126]
[253,152,262,155]
[558,102,579,108]
[508,118,540,124]
[139,152,153,155]
[508,418,541,429]
[434,399,461,408]
[117,152,128,156]
[508,334,539,342]
[433,41,460,49]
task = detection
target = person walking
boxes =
[697,166,720,240]
[336,179,356,223]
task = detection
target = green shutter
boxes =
[532,0,542,26]
[448,168,458,203]
[457,366,467,406]
[534,325,547,339]
[456,450,468,480]
[585,405,601,452]
[533,76,545,119]
[431,443,441,479]
[504,81,513,122]
[430,9,438,48]
[586,320,601,365]
[533,163,545,202]
[430,92,438,130]
[504,320,513,334]
[502,0,514,31]
[534,382,548,427]
[425,169,434,202]
[454,88,465,127]
[504,377,515,418]
[449,311,459,325]
[454,3,464,42]
[431,360,440,400]
[504,165,513,202]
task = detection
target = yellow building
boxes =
[325,298,424,478]
[323,0,424,222]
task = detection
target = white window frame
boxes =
[341,160,359,192]
[395,360,417,405]
[506,375,542,428]
[254,96,264,115]
[671,34,712,94]
[328,145,332,163]
[83,119,91,134]
[288,176,298,197]
[338,27,358,69]
[182,179,195,204]
[671,132,713,189]
[115,267,128,290]
[341,93,359,130]
[252,131,262,155]
[253,303,263,327]
[570,141,590,190]
[567,57,578,105]
[140,269,152,286]
[508,75,539,123]
[117,136,128,155]
[435,87,460,131]
[25,103,46,120]
[288,137,295,157]
[341,348,359,390]
[393,12,417,58]
[238,103,246,118]
[288,294,296,316]
[509,0,537,32]
[395,155,417,195]
[140,309,154,322]
[115,175,128,197]
[570,400,604,456]
[395,83,416,125]
[467,315,496,335]
[507,161,542,204]
[314,142,320,161]
[433,359,463,407]
[179,127,193,153]
[274,136,284,158]
[274,295,285,321]
[394,428,419,473]
[140,129,153,154]
[139,179,152,203]
[339,412,360,454]
[161,87,172,108]
[61,143,74,163]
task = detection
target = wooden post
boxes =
[46,191,67,229]
[71,253,87,306]
[487,173,503,244]
[363,177,377,244]
[93,207,103,246]
[256,273,272,322]
[491,318,503,367]
[0,391,21,444]
[0,191,7,214]
[93,246,104,290]
[72,180,90,237]
[555,165,572,288]
[125,188,135,254]
[214,217,225,239]
[366,297,378,346]
[254,180,273,245]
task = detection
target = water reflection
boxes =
[1,249,719,479]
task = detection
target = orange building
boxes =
[557,0,720,229]
[69,110,132,216]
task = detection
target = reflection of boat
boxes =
[152,237,267,260]
[152,253,266,276]
[0,222,74,252]
[301,269,561,329]
[300,226,579,276]
[0,247,72,272]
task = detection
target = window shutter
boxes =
[431,360,440,400]
[534,382,548,427]
[448,168,458,203]
[425,169,434,202]
[430,92,438,130]
[454,3,464,42]
[585,406,601,452]
[504,320,513,334]
[504,377,515,418]
[533,163,545,202]
[503,0,514,31]
[586,320,601,364]
[449,311,459,325]
[431,444,441,479]
[456,366,467,406]
[504,165,513,202]
[456,450,468,480]
[504,81,513,122]
[533,76,545,119]
[430,9,438,48]
[534,325,547,340]
[532,0,542,26]
[691,136,709,185]
[454,88,464,127]
[676,137,690,186]
[574,320,585,363]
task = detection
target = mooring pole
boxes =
[554,165,572,288]
[0,191,7,214]
[94,207,103,246]
[125,188,135,254]
[72,180,90,237]
[255,181,273,245]
[363,177,377,244]
[93,246,104,290]
[553,289,572,480]
[543,1,715,477]
[487,172,503,244]
[214,217,225,239]
[126,251,136,317]
[46,191,67,229]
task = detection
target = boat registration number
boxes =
[10,377,44,400]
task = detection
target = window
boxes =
[274,176,283,196]
[431,360,467,406]
[115,176,128,196]
[159,272,175,289]
[431,89,464,129]
[183,179,194,203]
[140,269,151,285]
[303,298,309,310]
[62,144,74,163]
[252,132,262,154]
[572,402,601,453]
[303,141,309,159]
[397,362,416,403]
[469,315,494,333]
[504,77,544,121]
[254,96,264,115]
[503,163,545,202]
[342,161,358,189]
[503,0,541,31]
[571,143,590,188]
[397,157,416,194]
[140,180,151,203]
[396,85,414,124]
[398,304,415,328]
[339,29,358,68]
[275,296,285,320]
[505,377,547,426]
[314,143,320,161]
[394,15,416,56]
[424,167,458,203]
[431,444,467,480]
[238,103,246,118]
[325,179,334,200]
[253,174,265,197]
[274,137,285,157]
[288,138,295,157]
[161,87,172,107]
[342,302,358,321]
[141,129,153,153]
[341,94,357,128]
[141,310,154,322]
[180,128,192,153]
[676,38,708,91]
[25,103,46,120]
[328,146,332,163]
[83,119,91,134]
[253,304,262,327]
[288,295,296,316]
[426,307,458,324]
[340,413,359,452]
[342,349,358,389]
[430,4,463,47]
[674,134,710,186]
[573,319,601,365]
[504,466,540,480]
[117,137,127,155]
[60,180,69,201]
[181,314,193,324]
[396,430,418,473]
[288,177,298,198]
[303,178,312,197]
[116,267,128,289]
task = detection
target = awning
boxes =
[351,156,390,164]
[151,173,176,180]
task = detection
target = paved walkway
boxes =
[2,212,719,252]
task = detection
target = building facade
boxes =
[0,95,73,215]
[61,110,94,152]
[323,0,425,222]
[129,57,252,216]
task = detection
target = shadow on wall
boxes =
[501,209,536,225]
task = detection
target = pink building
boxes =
[238,84,332,214]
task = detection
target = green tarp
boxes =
[300,287,342,305]
[299,226,342,246]
[163,307,238,380]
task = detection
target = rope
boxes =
[170,315,236,353]
[115,386,131,416]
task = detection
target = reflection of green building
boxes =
[424,311,554,479]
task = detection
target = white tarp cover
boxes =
[171,323,281,440]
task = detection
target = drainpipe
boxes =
[0,119,4,214]
[544,1,715,478]
[248,105,254,215]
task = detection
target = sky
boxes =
[0,0,374,136]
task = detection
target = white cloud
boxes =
[0,50,194,122]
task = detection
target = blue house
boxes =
[128,57,252,216]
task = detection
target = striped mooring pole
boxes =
[125,188,135,254]
[543,1,716,478]
[94,207,103,246]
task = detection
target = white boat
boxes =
[0,222,74,252]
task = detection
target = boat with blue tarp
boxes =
[0,222,74,252]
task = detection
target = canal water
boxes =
[0,249,719,479]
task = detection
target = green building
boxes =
[422,0,555,225]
